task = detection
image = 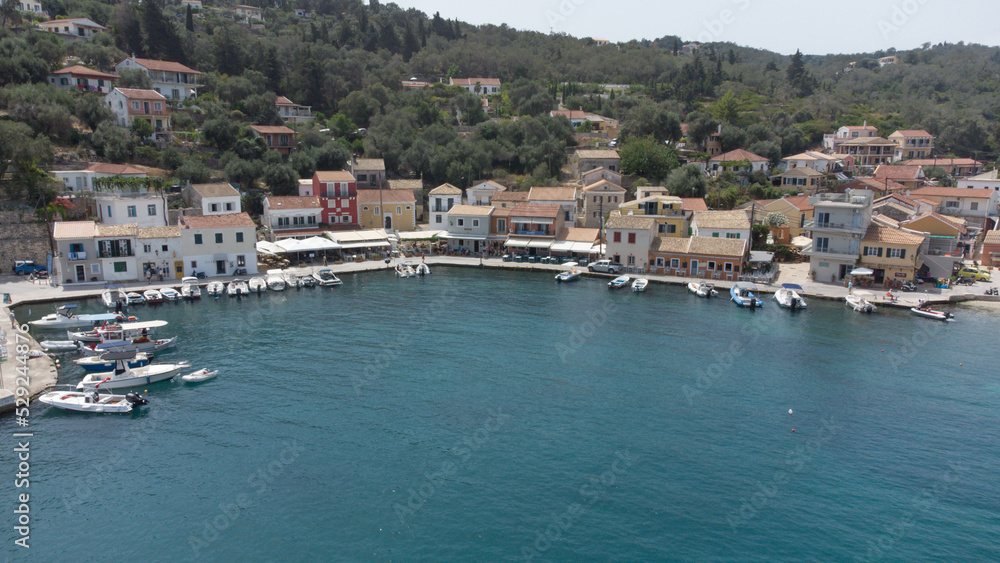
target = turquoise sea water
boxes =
[6,267,1000,561]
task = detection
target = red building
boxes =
[308,171,357,226]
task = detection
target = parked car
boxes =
[13,261,46,275]
[956,266,990,281]
[588,259,622,274]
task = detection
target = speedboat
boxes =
[181,277,202,299]
[846,291,877,313]
[38,387,147,413]
[248,277,267,293]
[28,305,119,330]
[74,351,151,372]
[415,263,431,276]
[299,275,316,288]
[76,350,189,390]
[182,368,219,383]
[160,287,181,301]
[631,278,649,292]
[283,271,300,288]
[266,269,286,291]
[40,340,82,353]
[731,282,763,308]
[102,286,128,309]
[78,320,176,355]
[910,306,954,321]
[143,289,163,304]
[206,281,224,296]
[688,282,718,298]
[395,263,416,278]
[126,292,145,305]
[227,279,250,296]
[555,269,582,282]
[608,275,630,289]
[775,285,808,310]
[313,269,342,286]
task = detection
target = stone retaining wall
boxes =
[0,211,51,272]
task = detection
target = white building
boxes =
[449,77,501,95]
[137,226,183,280]
[443,205,493,254]
[781,151,842,173]
[53,163,146,192]
[36,18,106,40]
[428,183,462,228]
[691,210,752,240]
[956,169,1000,192]
[527,186,578,224]
[263,195,322,240]
[467,180,506,206]
[604,213,658,272]
[179,213,257,277]
[803,189,875,282]
[105,87,170,139]
[95,193,167,228]
[822,123,878,152]
[185,183,242,215]
[48,65,118,94]
[275,96,313,124]
[18,0,42,14]
[114,56,203,102]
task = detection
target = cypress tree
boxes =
[185,5,193,32]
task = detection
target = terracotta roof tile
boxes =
[356,190,415,204]
[181,213,256,229]
[51,65,118,79]
[266,196,321,210]
[96,223,137,237]
[694,210,751,229]
[314,171,355,182]
[509,202,562,219]
[909,187,995,198]
[680,197,709,211]
[124,57,202,75]
[528,186,577,201]
[862,223,925,245]
[575,149,620,160]
[138,226,180,239]
[447,205,494,216]
[429,183,462,195]
[115,88,165,100]
[605,213,657,230]
[710,149,768,163]
[53,221,96,240]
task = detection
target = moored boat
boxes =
[160,287,181,301]
[38,386,147,414]
[126,292,145,305]
[226,279,250,296]
[284,271,300,288]
[298,275,316,288]
[415,263,431,276]
[143,289,164,304]
[102,285,128,309]
[248,277,267,293]
[182,368,219,383]
[266,269,286,291]
[910,306,954,321]
[40,340,82,352]
[313,269,342,286]
[631,278,649,292]
[555,269,582,282]
[846,291,878,313]
[29,305,119,330]
[608,275,630,289]
[731,282,763,308]
[76,350,189,390]
[688,282,718,298]
[181,277,202,299]
[74,351,152,372]
[775,284,808,310]
[205,281,224,296]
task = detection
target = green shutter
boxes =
[713,233,719,238]
[900,249,906,259]
[863,246,869,256]
[877,247,883,257]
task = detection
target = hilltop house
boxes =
[604,213,658,272]
[572,149,620,179]
[907,186,1000,231]
[48,65,118,94]
[781,151,841,173]
[310,171,357,226]
[179,213,257,277]
[580,180,626,229]
[648,236,748,280]
[18,0,42,14]
[888,130,934,161]
[428,183,462,227]
[707,149,770,179]
[250,125,296,154]
[275,96,313,124]
[184,183,241,215]
[835,137,898,172]
[357,190,416,231]
[114,56,202,102]
[181,0,202,9]
[449,77,501,95]
[263,196,322,240]
[823,123,878,152]
[908,158,983,178]
[582,166,622,187]
[233,4,263,21]
[53,163,146,192]
[350,158,386,189]
[105,87,169,139]
[36,18,106,40]
[467,180,506,206]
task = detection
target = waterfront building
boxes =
[691,210,751,240]
[179,213,257,277]
[357,190,416,232]
[803,189,875,282]
[137,226,183,280]
[504,203,564,255]
[617,195,686,238]
[428,183,462,228]
[527,186,578,224]
[648,236,748,280]
[263,196,322,240]
[762,196,815,238]
[443,205,494,254]
[859,221,926,285]
[604,212,658,272]
[311,171,357,227]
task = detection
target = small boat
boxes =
[182,368,219,383]
[395,263,416,278]
[80,336,177,356]
[160,287,181,301]
[910,306,954,321]
[38,387,147,414]
[298,275,316,288]
[688,282,719,298]
[555,269,582,282]
[226,279,250,296]
[283,271,300,288]
[126,292,145,305]
[266,269,286,291]
[775,285,808,310]
[205,281,224,296]
[67,326,112,342]
[313,269,342,286]
[181,277,202,299]
[74,351,152,372]
[248,277,267,293]
[101,286,128,309]
[40,340,82,352]
[846,291,877,313]
[143,289,163,304]
[608,275,631,289]
[76,350,189,390]
[731,282,763,308]
[415,263,431,276]
[631,278,649,292]
[29,305,120,330]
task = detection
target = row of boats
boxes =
[97,269,348,305]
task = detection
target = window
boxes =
[627,233,636,244]
[473,219,479,227]
[307,216,316,224]
[107,206,112,217]
[656,257,664,267]
[131,101,140,110]
[435,216,442,224]
[278,217,289,227]
[362,206,369,211]
[90,263,100,274]
[226,203,234,211]
[153,102,162,111]
[236,232,244,243]
[627,256,635,265]
[191,261,197,268]
[147,204,157,216]
[667,224,676,234]
[593,212,598,218]
[215,233,223,244]
[707,261,716,270]
[406,206,411,210]
[887,248,906,259]
[211,203,219,212]
[497,219,506,232]
[724,263,733,272]
[712,233,720,238]
[396,206,402,215]
[970,202,979,211]
[374,206,381,215]
[670,258,680,269]
[194,234,203,245]
[458,219,465,226]
[864,246,880,256]
[143,244,152,253]
[726,233,740,239]
[612,255,620,264]
[945,201,959,208]
[815,237,829,253]
[113,261,127,273]
[127,205,137,217]
[613,232,621,243]
[358,174,367,181]
[162,245,168,252]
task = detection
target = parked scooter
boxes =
[190,270,207,279]
[900,281,917,292]
[233,267,248,276]
[985,287,998,296]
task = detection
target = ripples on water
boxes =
[10,268,999,561]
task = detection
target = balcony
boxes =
[802,244,858,259]
[803,220,865,234]
[68,251,87,261]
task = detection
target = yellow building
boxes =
[617,195,687,238]
[762,196,814,238]
[859,223,925,285]
[357,190,417,231]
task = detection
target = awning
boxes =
[256,241,284,255]
[396,230,445,241]
[570,242,597,253]
[750,251,774,263]
[443,234,487,241]
[296,236,341,251]
[850,267,875,276]
[790,236,812,249]
[505,238,529,248]
[326,229,390,244]
[339,241,391,249]
[527,240,552,249]
[549,241,575,252]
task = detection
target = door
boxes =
[384,215,392,230]
[143,101,150,113]
[473,240,480,253]
[75,265,85,282]
[174,261,184,279]
[690,259,699,276]
[216,260,227,275]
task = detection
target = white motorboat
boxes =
[775,285,808,310]
[910,306,954,321]
[298,275,316,287]
[631,278,649,292]
[313,269,342,286]
[78,320,176,355]
[608,275,631,289]
[160,287,181,301]
[40,340,82,352]
[731,282,763,308]
[283,271,300,288]
[77,350,189,390]
[415,263,431,276]
[74,351,151,372]
[555,269,582,282]
[126,292,145,305]
[395,263,416,278]
[846,291,878,313]
[29,305,119,329]
[205,281,224,296]
[38,387,147,414]
[182,368,219,383]
[143,289,163,304]
[266,269,286,291]
[67,320,126,342]
[226,279,250,296]
[688,282,719,298]
[248,277,267,293]
[181,277,202,299]
[101,286,128,309]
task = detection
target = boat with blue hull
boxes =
[731,281,764,308]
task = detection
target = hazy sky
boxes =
[389,0,1000,55]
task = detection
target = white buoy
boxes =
[788,409,793,415]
